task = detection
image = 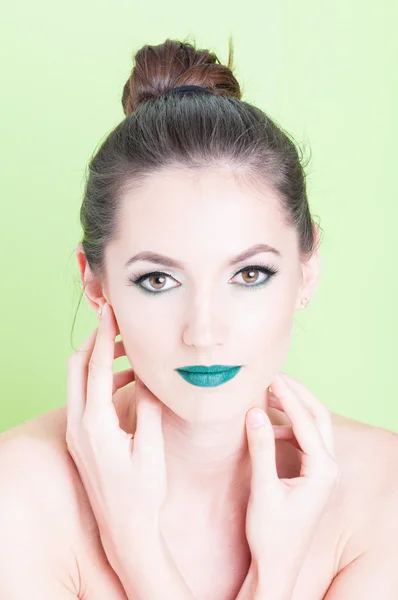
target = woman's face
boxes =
[102,167,317,423]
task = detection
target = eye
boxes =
[127,264,279,295]
[230,265,278,287]
[127,271,180,294]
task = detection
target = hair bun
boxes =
[122,37,242,116]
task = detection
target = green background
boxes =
[1,0,397,433]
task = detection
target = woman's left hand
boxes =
[237,373,341,599]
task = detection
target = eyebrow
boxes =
[124,243,282,270]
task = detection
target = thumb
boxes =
[246,408,278,491]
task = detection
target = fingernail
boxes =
[248,408,266,429]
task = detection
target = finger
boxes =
[279,374,335,457]
[67,328,98,426]
[268,384,313,451]
[273,425,301,450]
[271,374,331,419]
[114,339,127,360]
[271,374,335,458]
[269,374,328,461]
[133,377,165,461]
[85,302,117,419]
[268,377,316,418]
[112,368,135,395]
[246,408,279,492]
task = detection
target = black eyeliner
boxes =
[126,263,279,294]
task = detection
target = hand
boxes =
[66,302,194,599]
[237,373,341,599]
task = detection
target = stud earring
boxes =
[301,298,309,308]
[98,306,103,316]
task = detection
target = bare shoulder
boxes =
[331,410,398,484]
[0,405,76,489]
[0,404,88,520]
[0,383,136,598]
[0,380,133,451]
[0,382,133,494]
[0,381,134,501]
[0,384,133,579]
[0,407,83,594]
[330,410,398,569]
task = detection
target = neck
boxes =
[161,404,253,517]
[125,386,289,521]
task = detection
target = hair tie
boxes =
[169,85,210,96]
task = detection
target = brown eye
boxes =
[129,271,181,294]
[241,269,260,284]
[230,265,278,288]
[148,274,167,289]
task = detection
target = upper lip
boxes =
[175,365,240,374]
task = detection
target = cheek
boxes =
[115,299,176,371]
[235,290,296,389]
[234,291,295,353]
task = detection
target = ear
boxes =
[76,242,110,314]
[294,223,322,311]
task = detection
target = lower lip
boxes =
[176,367,241,388]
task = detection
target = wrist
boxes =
[111,531,195,600]
[102,515,161,568]
[253,558,301,600]
[255,577,299,600]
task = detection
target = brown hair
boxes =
[72,36,320,345]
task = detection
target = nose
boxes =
[181,290,229,348]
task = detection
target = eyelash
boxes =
[127,264,279,295]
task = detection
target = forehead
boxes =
[117,167,296,256]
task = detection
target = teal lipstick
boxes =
[175,365,241,387]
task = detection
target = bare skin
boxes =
[1,383,397,600]
[2,167,397,597]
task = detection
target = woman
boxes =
[1,38,398,599]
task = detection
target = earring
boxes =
[301,298,309,309]
[98,306,103,316]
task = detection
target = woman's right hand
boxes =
[66,302,170,577]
